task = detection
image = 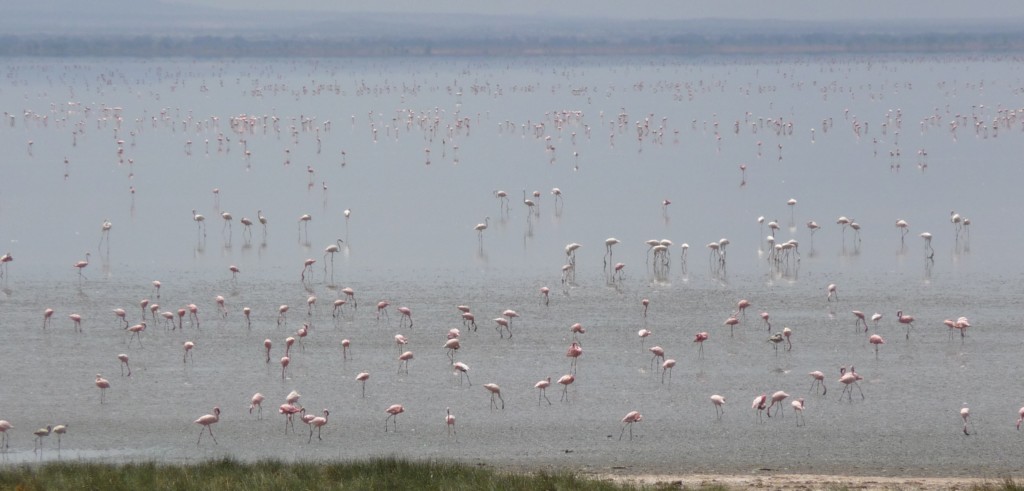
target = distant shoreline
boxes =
[0,33,1022,58]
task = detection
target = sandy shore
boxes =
[596,473,1010,490]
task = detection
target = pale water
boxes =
[0,55,1022,478]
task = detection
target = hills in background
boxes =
[2,1,1022,56]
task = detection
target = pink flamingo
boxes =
[540,286,550,306]
[263,339,272,364]
[752,394,767,423]
[869,334,885,358]
[694,332,709,359]
[398,351,413,374]
[535,377,552,405]
[341,339,350,360]
[285,337,295,357]
[160,311,175,329]
[126,322,146,348]
[897,310,915,339]
[249,393,265,419]
[961,407,973,435]
[376,301,390,322]
[243,307,251,328]
[384,404,405,431]
[356,372,370,397]
[118,354,131,377]
[826,283,838,302]
[280,356,290,379]
[444,339,460,363]
[183,341,195,363]
[570,322,585,341]
[760,311,771,331]
[484,383,504,410]
[332,299,347,318]
[0,420,11,449]
[308,409,329,442]
[852,310,868,331]
[279,403,301,434]
[195,407,222,446]
[641,298,649,317]
[453,361,471,386]
[300,258,316,282]
[95,374,110,404]
[398,306,412,328]
[737,299,750,318]
[277,305,289,326]
[69,313,82,332]
[567,342,583,373]
[619,411,642,440]
[394,334,409,354]
[43,308,54,329]
[73,252,91,281]
[188,303,199,328]
[792,398,806,426]
[648,345,665,369]
[767,391,789,417]
[724,315,739,337]
[809,371,827,395]
[446,407,457,438]
[342,287,357,309]
[711,395,725,420]
[838,367,864,401]
[113,308,128,328]
[494,317,511,338]
[462,312,477,331]
[557,374,575,402]
[661,359,676,383]
[1016,407,1024,430]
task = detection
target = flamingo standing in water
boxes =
[95,374,110,403]
[73,252,91,282]
[484,383,505,410]
[869,334,885,358]
[356,372,370,397]
[249,393,265,419]
[711,395,725,420]
[446,407,457,438]
[535,377,552,405]
[897,310,915,339]
[619,411,642,440]
[752,394,767,423]
[809,371,827,395]
[194,407,221,445]
[384,404,404,431]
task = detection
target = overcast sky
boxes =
[165,0,1024,21]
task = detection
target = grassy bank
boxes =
[0,458,1021,490]
[0,457,651,491]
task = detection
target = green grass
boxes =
[0,457,644,491]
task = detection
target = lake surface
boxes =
[0,54,1023,478]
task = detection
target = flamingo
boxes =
[809,371,827,395]
[279,403,301,434]
[377,300,390,322]
[249,393,265,419]
[0,252,12,279]
[194,407,221,445]
[301,258,316,282]
[648,345,665,369]
[398,306,412,328]
[897,310,915,339]
[280,356,290,379]
[852,311,868,331]
[474,217,490,242]
[398,351,413,374]
[871,312,883,329]
[693,332,709,359]
[711,395,725,420]
[323,239,343,280]
[183,341,195,364]
[921,232,935,258]
[961,407,973,436]
[896,219,910,245]
[192,209,206,237]
[445,339,461,364]
[342,288,357,309]
[641,298,649,318]
[356,372,370,397]
[826,283,838,302]
[619,411,642,441]
[446,407,456,438]
[257,209,268,237]
[277,305,289,326]
[118,353,131,377]
[540,286,550,306]
[767,391,789,417]
[43,308,54,329]
[308,409,329,442]
[341,339,350,360]
[869,334,885,358]
[792,398,806,426]
[384,404,404,431]
[752,394,767,423]
[724,315,739,337]
[1016,407,1024,430]
[33,425,52,453]
[557,374,575,402]
[661,359,676,383]
[73,252,91,281]
[535,377,552,405]
[0,420,11,449]
[113,308,128,328]
[298,213,312,242]
[760,311,771,331]
[838,367,865,401]
[221,211,233,241]
[453,361,471,386]
[567,342,583,373]
[484,383,505,410]
[70,313,83,332]
[95,374,110,404]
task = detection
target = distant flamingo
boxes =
[619,411,642,440]
[192,209,206,237]
[0,420,11,449]
[693,332,709,359]
[826,283,838,302]
[452,361,471,386]
[566,342,583,373]
[341,339,350,360]
[871,312,883,328]
[809,371,827,395]
[298,213,312,242]
[69,313,82,332]
[113,308,128,328]
[73,252,91,281]
[1016,407,1024,430]
[767,391,789,417]
[961,407,973,435]
[869,334,885,358]
[711,395,725,420]
[398,351,413,374]
[838,367,865,401]
[535,377,552,405]
[736,299,750,318]
[277,305,289,326]
[280,356,290,379]
[638,328,652,347]
[661,359,676,383]
[183,341,195,363]
[641,298,649,318]
[279,403,301,434]
[760,311,771,331]
[724,315,739,337]
[249,393,265,419]
[33,425,51,453]
[356,372,370,397]
[308,409,329,442]
[118,353,131,377]
[852,311,868,331]
[95,374,110,404]
[194,406,221,445]
[43,308,54,329]
[445,339,461,364]
[384,404,405,431]
[398,307,412,328]
[792,398,806,426]
[446,407,456,438]
[648,345,665,369]
[301,258,316,282]
[263,339,272,364]
[557,374,575,402]
[474,217,490,242]
[752,394,767,423]
[376,301,390,322]
[540,286,550,306]
[897,310,915,339]
[484,383,505,410]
